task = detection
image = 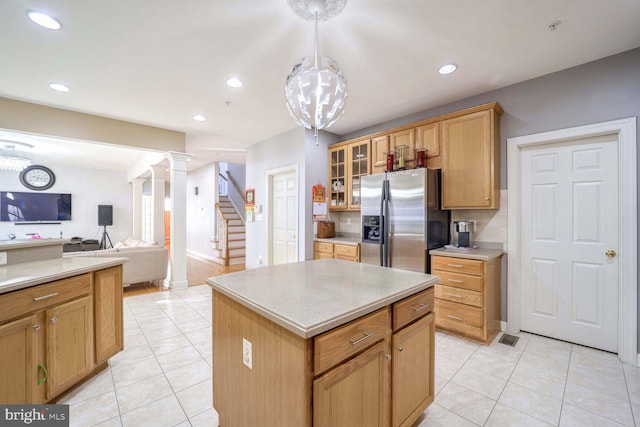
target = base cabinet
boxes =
[0,315,38,403]
[314,241,360,262]
[213,287,434,426]
[314,340,390,427]
[392,313,435,427]
[46,296,94,399]
[432,255,501,344]
[0,265,124,403]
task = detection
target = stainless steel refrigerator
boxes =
[361,168,450,273]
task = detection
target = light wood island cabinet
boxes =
[210,260,437,427]
[0,264,124,404]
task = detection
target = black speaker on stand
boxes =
[98,205,113,250]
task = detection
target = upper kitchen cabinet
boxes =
[328,139,370,211]
[441,104,502,209]
[371,130,416,173]
[371,135,389,174]
[415,122,441,169]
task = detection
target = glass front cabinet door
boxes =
[329,146,347,210]
[349,142,369,209]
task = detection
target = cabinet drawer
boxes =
[314,307,390,375]
[333,244,358,259]
[431,256,483,276]
[435,285,482,308]
[432,270,483,292]
[435,299,483,329]
[315,252,334,260]
[0,274,92,324]
[392,288,433,331]
[314,242,334,255]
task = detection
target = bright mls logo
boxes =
[1,405,68,426]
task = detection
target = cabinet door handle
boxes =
[447,315,464,321]
[448,279,463,283]
[396,347,404,352]
[37,363,48,385]
[447,264,464,268]
[411,303,429,312]
[33,292,59,302]
[384,354,392,361]
[32,324,40,330]
[50,317,57,323]
[446,293,465,299]
[349,332,374,346]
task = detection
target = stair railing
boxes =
[214,203,229,261]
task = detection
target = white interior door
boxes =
[520,134,619,352]
[271,170,298,265]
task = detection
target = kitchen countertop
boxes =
[314,236,361,245]
[207,259,438,338]
[429,247,504,261]
[0,238,68,251]
[0,256,127,294]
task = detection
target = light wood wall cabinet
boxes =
[441,107,501,209]
[314,241,360,262]
[328,140,370,211]
[212,287,435,427]
[431,255,501,344]
[0,266,124,404]
[330,102,502,209]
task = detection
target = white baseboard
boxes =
[501,321,508,332]
[186,249,217,262]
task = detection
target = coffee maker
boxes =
[451,221,475,248]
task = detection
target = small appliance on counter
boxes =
[451,220,476,248]
[316,221,335,238]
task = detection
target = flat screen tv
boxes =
[0,191,72,222]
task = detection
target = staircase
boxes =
[211,196,245,266]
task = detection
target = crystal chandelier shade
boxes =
[0,145,31,171]
[285,0,348,133]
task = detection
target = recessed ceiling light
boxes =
[192,114,206,122]
[27,11,62,30]
[438,64,457,75]
[49,82,70,92]
[226,77,244,88]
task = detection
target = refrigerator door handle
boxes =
[379,179,385,266]
[383,179,390,267]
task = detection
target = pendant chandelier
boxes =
[285,0,348,142]
[0,143,32,171]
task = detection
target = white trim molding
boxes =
[507,117,637,364]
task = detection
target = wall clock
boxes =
[19,165,56,191]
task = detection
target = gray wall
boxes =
[245,127,338,269]
[186,163,218,259]
[341,47,640,347]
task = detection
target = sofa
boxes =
[64,238,168,286]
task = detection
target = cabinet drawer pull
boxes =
[448,279,463,283]
[32,324,40,330]
[33,292,59,302]
[446,293,465,299]
[447,264,464,268]
[447,315,464,321]
[349,332,374,346]
[411,303,429,312]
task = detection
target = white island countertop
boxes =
[207,259,438,339]
[0,256,127,294]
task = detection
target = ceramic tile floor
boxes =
[59,284,640,427]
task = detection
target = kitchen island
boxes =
[0,244,126,404]
[208,259,438,427]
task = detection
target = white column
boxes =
[149,165,166,246]
[166,152,190,290]
[131,178,145,239]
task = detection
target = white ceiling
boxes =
[0,0,639,172]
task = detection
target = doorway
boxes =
[267,165,298,265]
[507,118,637,363]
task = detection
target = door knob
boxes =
[605,250,617,258]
